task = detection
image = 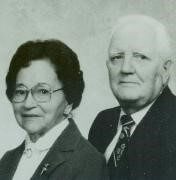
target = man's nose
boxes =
[24,91,37,108]
[121,54,135,74]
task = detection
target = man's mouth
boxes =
[119,81,139,84]
[22,114,40,117]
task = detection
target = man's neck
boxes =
[120,99,156,115]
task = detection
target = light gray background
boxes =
[0,0,176,158]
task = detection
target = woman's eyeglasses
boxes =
[12,83,63,103]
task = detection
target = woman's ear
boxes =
[63,103,73,118]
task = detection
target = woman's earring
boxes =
[63,104,73,118]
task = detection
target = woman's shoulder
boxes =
[0,141,24,164]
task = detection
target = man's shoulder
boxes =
[95,106,120,121]
[89,106,120,132]
[153,87,176,115]
[88,107,120,153]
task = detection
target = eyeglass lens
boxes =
[13,84,52,103]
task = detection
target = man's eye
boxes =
[133,53,149,60]
[110,55,123,61]
[139,55,148,60]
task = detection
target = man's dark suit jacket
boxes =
[0,119,109,180]
[89,87,176,180]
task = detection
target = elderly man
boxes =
[89,15,176,180]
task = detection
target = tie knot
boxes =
[120,115,135,127]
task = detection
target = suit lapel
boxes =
[0,142,25,180]
[102,107,120,153]
[129,87,173,148]
[128,87,174,176]
[31,119,81,180]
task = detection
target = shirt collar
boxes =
[120,101,154,126]
[25,119,69,152]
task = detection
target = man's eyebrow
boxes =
[133,52,146,55]
[110,52,124,56]
[133,52,143,55]
[133,52,150,58]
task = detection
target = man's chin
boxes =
[118,97,139,104]
[115,91,141,102]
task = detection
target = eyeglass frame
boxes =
[12,83,63,103]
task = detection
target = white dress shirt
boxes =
[13,119,69,180]
[104,103,154,162]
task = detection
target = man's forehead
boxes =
[109,23,158,57]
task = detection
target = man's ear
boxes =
[163,59,172,72]
[162,59,172,84]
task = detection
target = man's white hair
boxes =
[111,14,172,61]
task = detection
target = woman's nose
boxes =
[23,91,37,108]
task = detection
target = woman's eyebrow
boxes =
[15,83,26,87]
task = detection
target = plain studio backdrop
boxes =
[0,0,176,158]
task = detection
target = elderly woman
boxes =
[0,39,108,180]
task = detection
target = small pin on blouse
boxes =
[40,163,50,176]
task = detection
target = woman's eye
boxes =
[38,89,49,94]
[15,90,26,95]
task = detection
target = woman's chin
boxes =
[23,125,45,137]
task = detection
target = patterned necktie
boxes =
[108,115,135,168]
